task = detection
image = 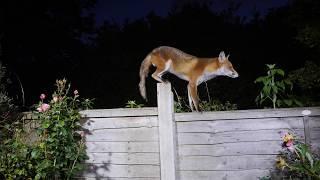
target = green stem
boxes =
[67,142,82,180]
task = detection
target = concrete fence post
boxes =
[302,109,312,145]
[157,83,179,180]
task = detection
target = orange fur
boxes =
[139,46,239,111]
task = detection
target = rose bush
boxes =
[0,79,93,179]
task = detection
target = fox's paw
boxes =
[163,80,170,84]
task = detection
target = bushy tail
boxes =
[139,55,152,101]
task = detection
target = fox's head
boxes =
[217,51,239,78]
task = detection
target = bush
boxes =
[174,95,237,112]
[0,79,93,179]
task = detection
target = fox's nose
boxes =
[232,72,239,78]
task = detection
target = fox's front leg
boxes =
[187,82,200,112]
[187,85,194,111]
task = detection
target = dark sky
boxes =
[94,0,289,25]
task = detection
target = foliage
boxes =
[272,133,320,179]
[0,79,93,179]
[288,61,320,106]
[0,63,32,179]
[0,130,36,179]
[0,63,22,142]
[199,100,237,112]
[173,95,237,112]
[174,95,190,113]
[287,0,320,52]
[254,64,302,109]
[125,100,144,108]
[0,62,13,112]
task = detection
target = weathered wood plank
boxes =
[311,128,320,140]
[81,164,160,178]
[309,116,320,128]
[179,141,282,156]
[175,107,320,121]
[311,141,320,150]
[80,107,158,118]
[179,155,277,170]
[178,129,304,145]
[177,117,303,133]
[82,116,158,130]
[157,83,179,180]
[179,169,271,180]
[85,127,159,142]
[86,142,159,153]
[86,152,159,165]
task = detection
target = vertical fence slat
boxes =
[157,83,179,180]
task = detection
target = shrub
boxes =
[31,79,92,179]
[174,95,237,112]
[288,61,320,106]
[0,79,93,179]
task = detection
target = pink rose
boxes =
[40,94,46,100]
[37,103,50,112]
[74,90,79,95]
[285,140,295,152]
[79,131,85,137]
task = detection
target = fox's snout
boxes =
[231,71,239,78]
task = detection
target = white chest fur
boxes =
[197,68,224,85]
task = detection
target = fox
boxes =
[139,46,239,112]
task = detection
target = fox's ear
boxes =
[218,51,226,62]
[227,54,230,59]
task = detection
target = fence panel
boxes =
[175,107,320,180]
[79,108,160,179]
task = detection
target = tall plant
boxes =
[254,64,302,108]
[31,79,92,179]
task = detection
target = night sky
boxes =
[95,0,289,25]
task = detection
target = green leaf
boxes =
[294,99,304,107]
[31,150,39,159]
[262,86,271,95]
[266,64,276,69]
[305,152,314,167]
[276,69,285,76]
[271,86,278,94]
[58,120,65,127]
[255,77,266,83]
[284,99,293,106]
[42,121,50,128]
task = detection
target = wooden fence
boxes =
[79,83,320,180]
